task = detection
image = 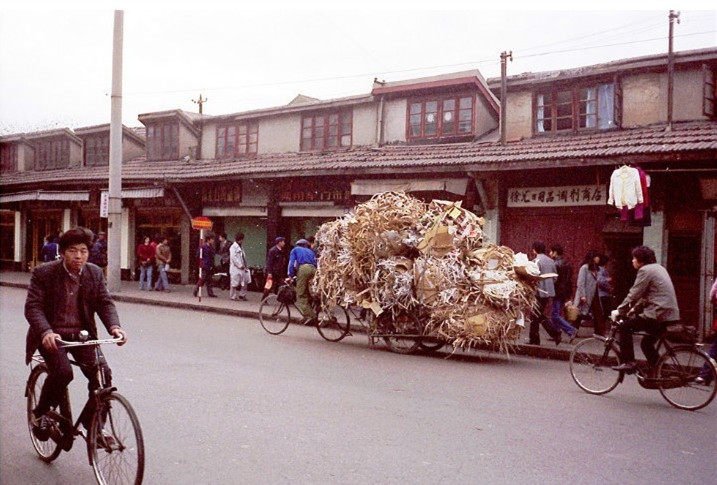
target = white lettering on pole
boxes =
[100,192,110,218]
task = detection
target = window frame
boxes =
[216,121,259,159]
[84,135,110,166]
[406,93,475,141]
[146,122,179,161]
[0,143,17,173]
[34,138,70,170]
[533,80,620,135]
[703,63,716,119]
[300,109,352,152]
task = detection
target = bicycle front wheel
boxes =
[569,337,621,395]
[90,392,145,485]
[316,305,351,342]
[26,364,63,462]
[656,347,717,411]
[259,294,291,335]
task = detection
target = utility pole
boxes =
[667,10,680,131]
[500,51,513,146]
[192,94,208,114]
[107,10,124,292]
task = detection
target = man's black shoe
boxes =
[612,362,638,374]
[192,289,198,297]
[207,294,218,298]
[31,413,53,442]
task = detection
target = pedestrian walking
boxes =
[194,233,217,298]
[527,240,561,346]
[137,236,155,291]
[549,244,578,343]
[265,236,287,297]
[88,231,108,270]
[229,232,250,301]
[573,251,608,336]
[154,236,172,292]
[40,234,59,263]
[216,233,231,290]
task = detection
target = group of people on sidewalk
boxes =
[136,234,173,292]
[528,241,614,347]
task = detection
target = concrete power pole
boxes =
[108,10,124,292]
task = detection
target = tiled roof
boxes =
[1,121,715,189]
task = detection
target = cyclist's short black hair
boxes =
[632,246,657,265]
[59,227,94,252]
[550,244,564,255]
[532,240,546,254]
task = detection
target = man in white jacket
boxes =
[229,232,251,301]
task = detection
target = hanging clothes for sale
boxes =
[608,165,643,210]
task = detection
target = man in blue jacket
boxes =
[287,239,317,324]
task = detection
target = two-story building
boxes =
[1,47,715,332]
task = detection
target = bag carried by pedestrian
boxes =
[565,302,580,322]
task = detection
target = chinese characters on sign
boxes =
[507,185,607,208]
[202,184,242,205]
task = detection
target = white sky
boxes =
[0,1,715,135]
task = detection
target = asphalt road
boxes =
[1,286,715,485]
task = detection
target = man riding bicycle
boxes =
[287,238,317,325]
[24,227,127,439]
[611,245,680,374]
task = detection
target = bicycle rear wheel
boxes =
[656,347,717,411]
[26,364,63,462]
[569,337,621,395]
[259,294,291,335]
[90,392,145,485]
[316,304,350,342]
[382,313,421,355]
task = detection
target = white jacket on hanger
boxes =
[608,165,643,209]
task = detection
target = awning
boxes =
[100,187,164,199]
[204,206,268,217]
[0,190,90,204]
[280,203,348,218]
[351,178,468,196]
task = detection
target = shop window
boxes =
[0,143,17,173]
[704,64,716,119]
[84,135,109,166]
[408,95,474,140]
[146,123,179,161]
[535,82,618,134]
[301,110,352,151]
[216,122,258,158]
[35,139,70,170]
[0,211,15,261]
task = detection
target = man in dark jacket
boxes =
[265,237,287,296]
[193,233,217,297]
[88,231,108,269]
[549,244,578,342]
[25,227,126,437]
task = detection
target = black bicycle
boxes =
[258,278,351,342]
[569,317,717,411]
[25,331,144,485]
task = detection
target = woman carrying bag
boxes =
[572,251,608,336]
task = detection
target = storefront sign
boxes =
[507,185,607,208]
[280,180,351,205]
[202,184,242,205]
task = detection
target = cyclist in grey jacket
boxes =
[612,245,679,372]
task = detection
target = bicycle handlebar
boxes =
[56,334,125,348]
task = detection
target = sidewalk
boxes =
[0,270,611,362]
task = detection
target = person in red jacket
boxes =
[136,236,155,291]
